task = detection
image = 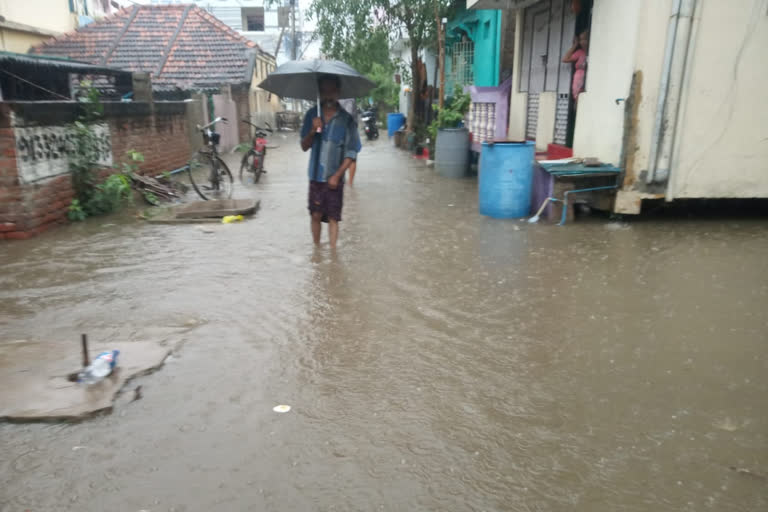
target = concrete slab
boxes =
[0,339,169,422]
[143,199,260,224]
[173,198,259,219]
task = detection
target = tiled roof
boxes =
[30,4,264,91]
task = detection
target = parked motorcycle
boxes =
[361,108,379,140]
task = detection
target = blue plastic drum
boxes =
[479,141,536,218]
[387,113,405,137]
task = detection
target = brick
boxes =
[4,231,31,240]
[0,222,15,232]
[43,212,60,224]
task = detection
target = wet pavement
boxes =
[1,133,767,511]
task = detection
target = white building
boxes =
[141,0,320,64]
[470,0,768,214]
[390,37,438,116]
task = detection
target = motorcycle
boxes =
[239,119,273,185]
[361,108,379,140]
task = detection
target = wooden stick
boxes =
[81,334,90,367]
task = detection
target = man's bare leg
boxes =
[328,219,339,249]
[311,212,322,245]
[348,161,357,186]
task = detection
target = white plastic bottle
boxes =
[78,350,119,385]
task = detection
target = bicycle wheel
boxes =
[189,153,233,200]
[239,149,260,186]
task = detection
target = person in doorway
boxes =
[300,74,361,249]
[338,98,360,186]
[562,30,589,104]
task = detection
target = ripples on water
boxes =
[1,136,767,511]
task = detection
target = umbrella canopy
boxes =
[258,59,375,101]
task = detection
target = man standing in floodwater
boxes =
[300,74,361,249]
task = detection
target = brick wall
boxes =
[108,104,191,175]
[0,101,191,240]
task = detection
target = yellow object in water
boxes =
[221,215,244,224]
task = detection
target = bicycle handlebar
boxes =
[197,116,228,131]
[241,118,273,133]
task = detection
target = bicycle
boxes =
[188,116,234,201]
[239,119,273,186]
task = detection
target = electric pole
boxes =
[435,1,445,108]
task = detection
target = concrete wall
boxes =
[667,0,768,199]
[507,9,527,140]
[0,101,192,239]
[571,0,642,166]
[248,53,280,134]
[535,91,556,150]
[0,28,52,53]
[0,0,75,35]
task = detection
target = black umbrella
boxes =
[258,59,375,107]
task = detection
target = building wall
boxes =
[0,28,51,53]
[446,7,502,89]
[571,0,642,166]
[0,101,191,240]
[0,0,121,52]
[507,9,527,140]
[249,53,280,129]
[232,85,251,144]
[602,0,768,210]
[667,0,768,199]
[0,0,76,34]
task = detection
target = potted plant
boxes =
[428,91,472,178]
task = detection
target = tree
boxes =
[309,0,451,129]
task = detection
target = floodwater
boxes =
[1,133,767,511]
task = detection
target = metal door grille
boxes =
[446,41,474,96]
[554,93,570,145]
[526,92,539,140]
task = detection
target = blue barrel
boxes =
[479,141,535,218]
[387,113,405,137]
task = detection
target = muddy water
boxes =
[1,133,767,511]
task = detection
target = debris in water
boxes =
[713,417,741,431]
[273,404,291,413]
[729,466,767,482]
[196,225,215,234]
[222,215,244,224]
[132,385,143,402]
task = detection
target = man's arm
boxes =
[301,128,317,152]
[327,157,353,189]
[300,110,322,152]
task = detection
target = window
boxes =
[242,7,265,32]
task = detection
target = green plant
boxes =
[143,191,159,206]
[234,142,252,153]
[84,174,132,216]
[67,199,87,222]
[309,0,452,127]
[428,91,472,140]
